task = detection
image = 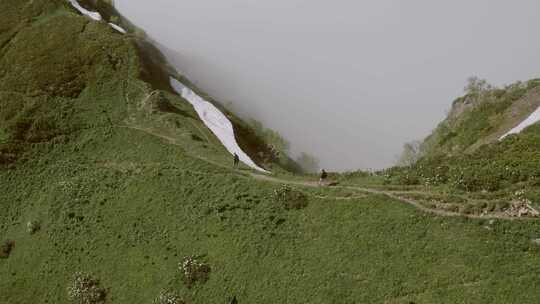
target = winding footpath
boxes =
[68,0,539,222]
[122,122,539,221]
[123,123,538,221]
[249,174,538,221]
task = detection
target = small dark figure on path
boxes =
[319,169,328,186]
[233,153,240,168]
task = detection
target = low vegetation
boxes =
[272,185,309,210]
[248,119,290,156]
[0,240,15,259]
[387,123,540,191]
[67,272,107,304]
[153,290,186,304]
[2,1,540,304]
[179,256,211,288]
[420,77,540,157]
[380,77,540,216]
[26,220,41,234]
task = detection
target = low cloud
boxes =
[116,0,540,170]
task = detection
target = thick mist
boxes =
[114,0,540,171]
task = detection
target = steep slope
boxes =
[0,0,291,173]
[501,105,540,139]
[169,77,267,172]
[421,79,540,157]
[385,79,540,216]
[2,1,540,304]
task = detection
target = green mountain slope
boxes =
[385,78,540,216]
[422,78,540,157]
[2,1,540,303]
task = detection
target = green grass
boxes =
[3,129,540,304]
[2,1,540,303]
[421,80,540,156]
[0,128,7,144]
[383,123,540,193]
[369,80,540,216]
[371,123,540,216]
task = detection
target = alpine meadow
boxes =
[1,1,540,304]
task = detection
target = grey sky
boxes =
[115,0,540,171]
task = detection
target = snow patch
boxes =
[108,22,127,34]
[68,1,126,34]
[500,106,540,140]
[170,78,269,173]
[68,0,102,21]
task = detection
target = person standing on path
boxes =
[233,153,240,168]
[319,169,328,186]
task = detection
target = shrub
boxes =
[179,256,211,288]
[273,185,309,210]
[27,220,41,234]
[397,172,421,186]
[67,272,107,304]
[464,76,492,96]
[0,240,15,258]
[153,290,185,304]
[397,140,424,166]
[249,119,290,154]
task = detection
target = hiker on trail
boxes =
[319,169,328,186]
[233,153,240,168]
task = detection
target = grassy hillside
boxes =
[382,79,540,217]
[2,1,540,303]
[421,78,540,157]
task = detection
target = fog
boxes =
[114,0,540,171]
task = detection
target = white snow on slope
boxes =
[500,106,540,140]
[68,0,127,34]
[68,0,102,21]
[108,22,127,34]
[170,78,269,173]
[68,0,262,170]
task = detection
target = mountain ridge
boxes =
[420,78,540,157]
[2,1,540,303]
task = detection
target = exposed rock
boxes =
[506,201,540,218]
